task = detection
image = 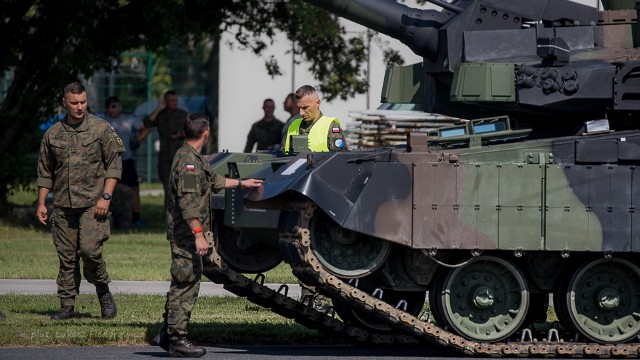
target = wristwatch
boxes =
[101,193,112,201]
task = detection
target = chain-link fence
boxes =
[88,45,212,183]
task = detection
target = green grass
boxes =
[1,185,297,283]
[0,294,326,347]
[0,183,320,347]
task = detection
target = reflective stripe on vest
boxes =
[284,116,340,153]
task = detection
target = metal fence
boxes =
[88,46,211,183]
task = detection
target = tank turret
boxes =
[304,0,640,135]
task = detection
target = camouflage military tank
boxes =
[202,0,640,356]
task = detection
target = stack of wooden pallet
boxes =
[345,110,461,148]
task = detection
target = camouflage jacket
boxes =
[143,108,188,164]
[243,117,284,152]
[166,143,226,242]
[36,113,124,208]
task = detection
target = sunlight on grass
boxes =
[0,294,325,347]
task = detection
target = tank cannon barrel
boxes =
[301,0,453,61]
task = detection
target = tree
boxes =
[0,0,378,208]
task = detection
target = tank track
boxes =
[201,231,418,345]
[279,201,640,358]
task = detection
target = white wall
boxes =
[218,9,422,152]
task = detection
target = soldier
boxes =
[136,90,189,208]
[243,98,284,152]
[154,113,262,357]
[36,82,124,320]
[283,85,347,153]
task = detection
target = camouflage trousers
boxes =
[50,206,111,307]
[165,240,203,341]
[158,161,171,210]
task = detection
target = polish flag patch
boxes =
[186,164,195,171]
[331,126,341,133]
[110,126,116,132]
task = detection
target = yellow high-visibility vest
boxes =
[284,116,340,153]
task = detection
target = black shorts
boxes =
[120,158,139,187]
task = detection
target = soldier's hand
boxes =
[194,233,208,256]
[241,178,263,189]
[157,98,166,111]
[37,204,48,225]
[95,198,110,220]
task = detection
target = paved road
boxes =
[0,279,301,298]
[0,344,466,360]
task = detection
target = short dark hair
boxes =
[263,98,274,105]
[164,90,177,99]
[184,113,209,139]
[285,93,294,102]
[64,82,86,96]
[294,85,317,100]
[105,96,120,108]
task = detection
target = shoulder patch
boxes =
[181,173,198,193]
[331,126,341,133]
[186,164,195,171]
[334,139,345,148]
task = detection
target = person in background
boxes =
[104,96,145,228]
[283,85,347,153]
[243,98,284,152]
[280,93,301,149]
[36,82,123,320]
[136,91,189,207]
[154,114,262,357]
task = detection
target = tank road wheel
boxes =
[310,210,391,278]
[214,218,282,273]
[435,256,529,342]
[335,289,426,332]
[562,258,640,343]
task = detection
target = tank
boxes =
[202,0,640,356]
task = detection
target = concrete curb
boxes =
[0,279,301,298]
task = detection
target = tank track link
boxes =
[201,231,418,345]
[280,201,640,358]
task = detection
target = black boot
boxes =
[97,290,117,319]
[0,312,6,319]
[51,306,76,320]
[152,324,169,351]
[168,338,206,358]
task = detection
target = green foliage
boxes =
[0,0,376,206]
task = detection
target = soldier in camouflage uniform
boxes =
[36,82,125,320]
[153,113,262,357]
[283,85,347,154]
[137,90,189,208]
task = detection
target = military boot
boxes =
[50,305,76,320]
[152,324,169,351]
[0,312,6,319]
[97,290,117,319]
[168,338,206,358]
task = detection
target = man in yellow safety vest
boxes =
[283,85,347,153]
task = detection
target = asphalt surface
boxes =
[0,279,301,298]
[0,344,465,360]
